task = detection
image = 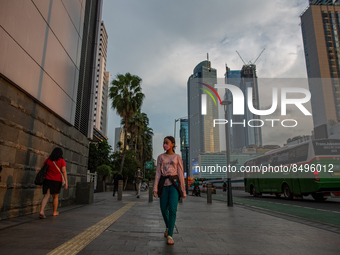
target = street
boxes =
[218,189,340,212]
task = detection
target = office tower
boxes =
[180,119,189,175]
[240,64,263,147]
[309,0,340,5]
[93,22,109,137]
[187,58,220,176]
[0,0,103,219]
[114,127,131,152]
[114,127,124,152]
[301,1,340,138]
[76,0,103,138]
[224,64,262,151]
[224,66,243,151]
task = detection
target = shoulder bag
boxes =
[53,161,66,187]
[34,164,49,185]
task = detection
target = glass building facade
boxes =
[180,119,189,175]
[224,65,263,151]
[187,60,220,176]
[301,2,340,138]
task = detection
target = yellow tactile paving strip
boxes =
[47,202,137,255]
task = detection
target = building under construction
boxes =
[224,61,263,151]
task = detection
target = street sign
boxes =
[145,161,153,169]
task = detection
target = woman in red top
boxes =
[39,148,68,219]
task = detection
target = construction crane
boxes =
[236,48,265,65]
[236,51,246,65]
[253,48,265,65]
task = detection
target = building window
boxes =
[323,13,328,18]
[333,25,337,30]
[328,42,333,47]
[336,43,340,48]
[325,25,330,29]
[332,19,336,24]
[324,19,329,23]
[327,36,332,41]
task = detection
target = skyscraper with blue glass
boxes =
[224,64,262,151]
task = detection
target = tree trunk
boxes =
[124,176,128,190]
[119,118,128,174]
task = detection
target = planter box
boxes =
[75,182,94,204]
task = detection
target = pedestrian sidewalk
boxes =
[0,190,339,255]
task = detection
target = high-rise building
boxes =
[0,0,103,219]
[93,22,109,137]
[187,58,220,176]
[301,0,340,138]
[240,64,263,147]
[179,119,189,175]
[76,0,103,138]
[114,128,123,152]
[114,127,131,152]
[225,66,243,151]
[309,0,340,5]
[224,64,262,151]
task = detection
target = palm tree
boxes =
[122,111,144,153]
[109,73,144,174]
[124,111,153,168]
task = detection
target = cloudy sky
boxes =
[102,0,313,159]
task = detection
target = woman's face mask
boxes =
[163,144,170,151]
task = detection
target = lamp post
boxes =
[174,113,199,140]
[222,99,233,206]
[174,118,181,139]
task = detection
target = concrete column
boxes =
[149,182,153,202]
[118,180,123,201]
[207,183,212,204]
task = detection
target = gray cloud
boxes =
[103,0,312,158]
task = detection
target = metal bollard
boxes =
[149,182,153,202]
[207,183,212,204]
[118,180,123,201]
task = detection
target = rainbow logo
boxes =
[198,82,222,115]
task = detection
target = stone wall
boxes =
[0,78,89,220]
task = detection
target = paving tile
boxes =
[1,191,340,255]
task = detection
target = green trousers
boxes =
[160,184,179,237]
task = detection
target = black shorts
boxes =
[43,179,62,195]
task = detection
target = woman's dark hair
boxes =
[164,136,176,152]
[49,147,63,161]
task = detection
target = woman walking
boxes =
[39,147,68,219]
[153,136,186,245]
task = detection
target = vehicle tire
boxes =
[311,193,327,202]
[282,184,293,200]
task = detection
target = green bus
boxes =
[244,139,340,201]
